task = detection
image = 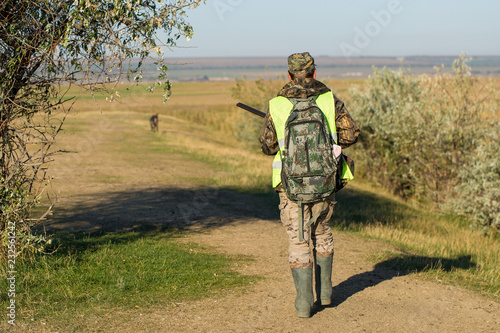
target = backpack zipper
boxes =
[305,140,311,173]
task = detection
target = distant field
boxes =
[66,74,499,121]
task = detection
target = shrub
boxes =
[450,125,500,234]
[348,55,499,235]
[347,67,424,199]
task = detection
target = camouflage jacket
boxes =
[259,78,360,155]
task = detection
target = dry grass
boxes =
[335,180,500,298]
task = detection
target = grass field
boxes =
[1,77,499,329]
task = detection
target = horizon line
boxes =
[162,54,500,59]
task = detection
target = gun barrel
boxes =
[236,103,266,118]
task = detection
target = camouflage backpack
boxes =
[280,97,339,240]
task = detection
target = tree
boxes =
[0,0,205,254]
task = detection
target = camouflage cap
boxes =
[287,52,315,75]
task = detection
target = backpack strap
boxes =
[298,201,328,242]
[306,201,328,229]
[298,202,304,242]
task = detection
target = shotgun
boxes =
[236,102,266,118]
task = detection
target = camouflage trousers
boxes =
[278,191,335,269]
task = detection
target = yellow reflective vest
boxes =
[268,91,354,188]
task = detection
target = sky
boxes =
[162,0,500,58]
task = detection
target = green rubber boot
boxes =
[315,256,333,306]
[291,268,314,318]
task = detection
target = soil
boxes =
[112,223,499,333]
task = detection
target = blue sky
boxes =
[163,0,500,58]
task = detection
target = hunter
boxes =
[259,52,360,317]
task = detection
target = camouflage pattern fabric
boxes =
[281,97,337,203]
[259,78,360,190]
[277,78,328,99]
[279,192,335,268]
[288,52,316,75]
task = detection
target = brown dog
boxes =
[150,114,158,132]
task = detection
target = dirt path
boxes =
[39,111,499,332]
[83,216,497,333]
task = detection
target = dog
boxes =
[150,114,159,132]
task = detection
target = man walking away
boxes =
[259,52,360,318]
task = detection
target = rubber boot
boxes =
[291,268,314,318]
[315,256,333,306]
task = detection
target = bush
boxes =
[348,55,499,235]
[347,67,424,199]
[451,126,500,234]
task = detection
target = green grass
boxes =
[0,229,257,325]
